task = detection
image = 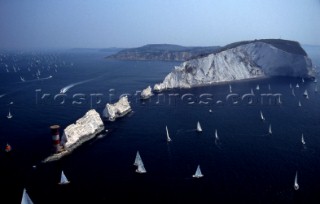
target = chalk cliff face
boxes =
[61,109,104,149]
[102,96,132,121]
[155,40,315,90]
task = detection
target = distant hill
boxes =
[105,44,220,61]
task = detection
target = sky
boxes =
[0,0,319,50]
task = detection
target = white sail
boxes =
[294,171,299,190]
[291,88,295,96]
[134,151,142,166]
[21,188,34,204]
[303,89,308,96]
[298,101,301,107]
[197,121,202,132]
[302,78,304,83]
[215,129,219,140]
[296,83,299,88]
[229,84,232,93]
[192,165,203,178]
[260,111,265,121]
[166,126,172,142]
[7,109,12,119]
[301,134,306,145]
[256,84,260,90]
[268,124,272,134]
[59,170,70,184]
[251,88,254,95]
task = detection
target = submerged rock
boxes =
[155,39,315,89]
[102,95,132,121]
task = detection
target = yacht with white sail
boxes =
[196,121,202,132]
[301,134,306,145]
[192,165,203,178]
[256,84,260,90]
[58,170,70,185]
[134,151,142,166]
[260,111,265,121]
[21,188,34,204]
[298,100,302,107]
[166,126,172,142]
[7,109,12,119]
[268,124,272,135]
[296,83,299,88]
[303,89,308,97]
[294,171,299,190]
[215,129,219,140]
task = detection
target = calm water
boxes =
[1,50,320,203]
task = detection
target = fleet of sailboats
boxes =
[21,188,34,204]
[166,126,172,142]
[58,170,70,185]
[192,165,204,178]
[196,121,202,132]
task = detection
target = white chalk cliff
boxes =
[141,86,153,99]
[43,109,104,162]
[155,40,315,90]
[102,95,132,121]
[61,109,104,149]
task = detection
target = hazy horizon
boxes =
[1,0,320,50]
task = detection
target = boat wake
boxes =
[60,78,93,94]
[17,75,53,83]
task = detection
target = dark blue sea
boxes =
[1,50,320,204]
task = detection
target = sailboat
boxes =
[301,134,306,145]
[268,124,272,135]
[294,171,299,190]
[134,152,147,173]
[251,88,254,95]
[314,78,317,83]
[192,165,204,178]
[256,84,260,91]
[302,78,305,83]
[260,111,265,121]
[303,89,308,97]
[291,88,295,96]
[289,83,292,89]
[196,121,202,132]
[229,84,232,93]
[58,170,70,185]
[21,188,34,204]
[7,109,12,119]
[296,83,299,88]
[215,129,219,140]
[166,126,172,142]
[298,101,302,107]
[134,151,142,166]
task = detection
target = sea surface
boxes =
[1,50,320,204]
